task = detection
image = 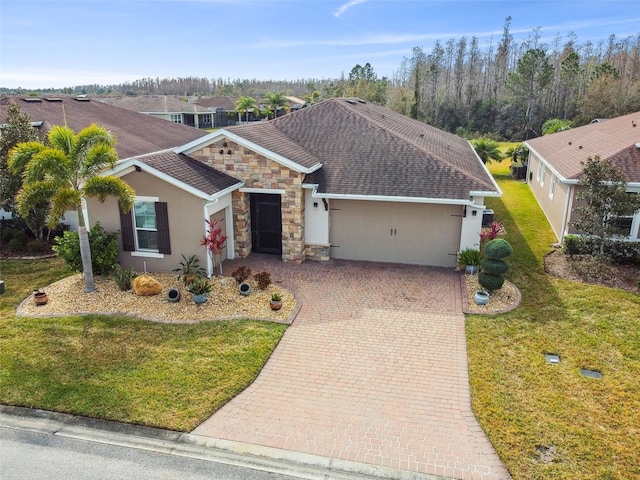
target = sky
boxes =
[0,0,638,90]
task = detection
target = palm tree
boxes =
[470,138,503,164]
[8,124,135,293]
[235,96,258,123]
[264,92,290,119]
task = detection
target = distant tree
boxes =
[9,124,135,293]
[0,104,39,215]
[542,118,572,135]
[235,96,258,123]
[470,138,503,164]
[505,48,554,137]
[264,92,289,119]
[504,143,529,163]
[572,156,640,257]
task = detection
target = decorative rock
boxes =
[132,275,163,296]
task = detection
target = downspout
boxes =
[203,199,219,277]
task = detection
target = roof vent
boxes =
[75,97,90,102]
[345,100,357,105]
[635,143,640,149]
[22,98,42,103]
[44,98,62,102]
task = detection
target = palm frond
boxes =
[22,148,70,185]
[74,124,116,163]
[15,181,58,218]
[48,125,76,156]
[7,142,47,174]
[83,176,135,212]
[82,143,119,177]
[50,188,82,226]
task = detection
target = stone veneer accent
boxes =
[193,139,306,263]
[304,244,331,261]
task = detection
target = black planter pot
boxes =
[167,288,181,302]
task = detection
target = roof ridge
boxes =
[336,99,496,191]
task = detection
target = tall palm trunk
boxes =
[77,207,96,293]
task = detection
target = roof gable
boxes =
[525,111,640,182]
[109,150,242,200]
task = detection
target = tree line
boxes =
[2,18,639,140]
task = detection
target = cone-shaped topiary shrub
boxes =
[479,238,513,293]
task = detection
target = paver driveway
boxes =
[193,255,509,480]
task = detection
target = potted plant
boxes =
[172,254,206,285]
[457,248,482,274]
[270,292,282,310]
[186,277,213,304]
[33,288,48,306]
[201,218,228,276]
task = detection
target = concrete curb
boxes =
[1,405,453,480]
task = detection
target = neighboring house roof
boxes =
[98,95,212,114]
[525,111,640,183]
[112,150,243,200]
[226,98,500,200]
[0,96,208,159]
[196,96,239,111]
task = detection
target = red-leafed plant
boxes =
[201,218,228,276]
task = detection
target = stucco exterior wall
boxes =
[86,169,209,273]
[191,139,306,262]
[528,153,570,242]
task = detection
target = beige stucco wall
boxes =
[86,169,209,273]
[528,154,570,242]
[191,138,307,262]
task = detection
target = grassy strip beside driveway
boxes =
[0,257,287,432]
[466,162,640,479]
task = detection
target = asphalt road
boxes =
[1,426,296,480]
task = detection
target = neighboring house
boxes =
[524,111,640,243]
[2,96,501,273]
[98,95,226,129]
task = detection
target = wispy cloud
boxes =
[333,0,367,18]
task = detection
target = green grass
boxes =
[466,160,640,479]
[0,257,287,432]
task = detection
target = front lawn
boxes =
[466,160,640,479]
[0,257,287,432]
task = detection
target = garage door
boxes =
[329,200,462,267]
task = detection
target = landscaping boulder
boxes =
[132,275,162,296]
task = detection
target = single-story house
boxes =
[98,95,223,128]
[524,111,640,243]
[92,98,501,274]
[0,95,209,232]
[3,95,501,274]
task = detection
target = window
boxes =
[201,114,212,124]
[134,201,158,250]
[549,174,556,199]
[536,160,543,183]
[540,164,546,187]
[120,199,171,256]
[608,216,634,236]
[170,114,182,123]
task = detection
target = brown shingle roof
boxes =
[98,95,212,114]
[0,96,207,159]
[525,111,640,182]
[136,150,242,196]
[196,96,239,110]
[227,98,497,200]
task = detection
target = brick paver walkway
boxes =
[193,255,510,479]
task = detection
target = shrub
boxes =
[254,271,271,290]
[27,239,49,253]
[1,227,19,243]
[232,266,252,283]
[479,238,513,293]
[483,238,513,259]
[52,222,119,274]
[457,248,482,267]
[112,264,138,291]
[563,235,640,264]
[478,271,505,292]
[8,236,26,252]
[481,257,510,275]
[172,254,206,285]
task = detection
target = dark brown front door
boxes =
[250,193,282,255]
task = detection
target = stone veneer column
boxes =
[232,191,251,258]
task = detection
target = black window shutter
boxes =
[119,207,135,252]
[155,202,171,254]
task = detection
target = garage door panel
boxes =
[329,200,461,266]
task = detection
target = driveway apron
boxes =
[193,256,509,480]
